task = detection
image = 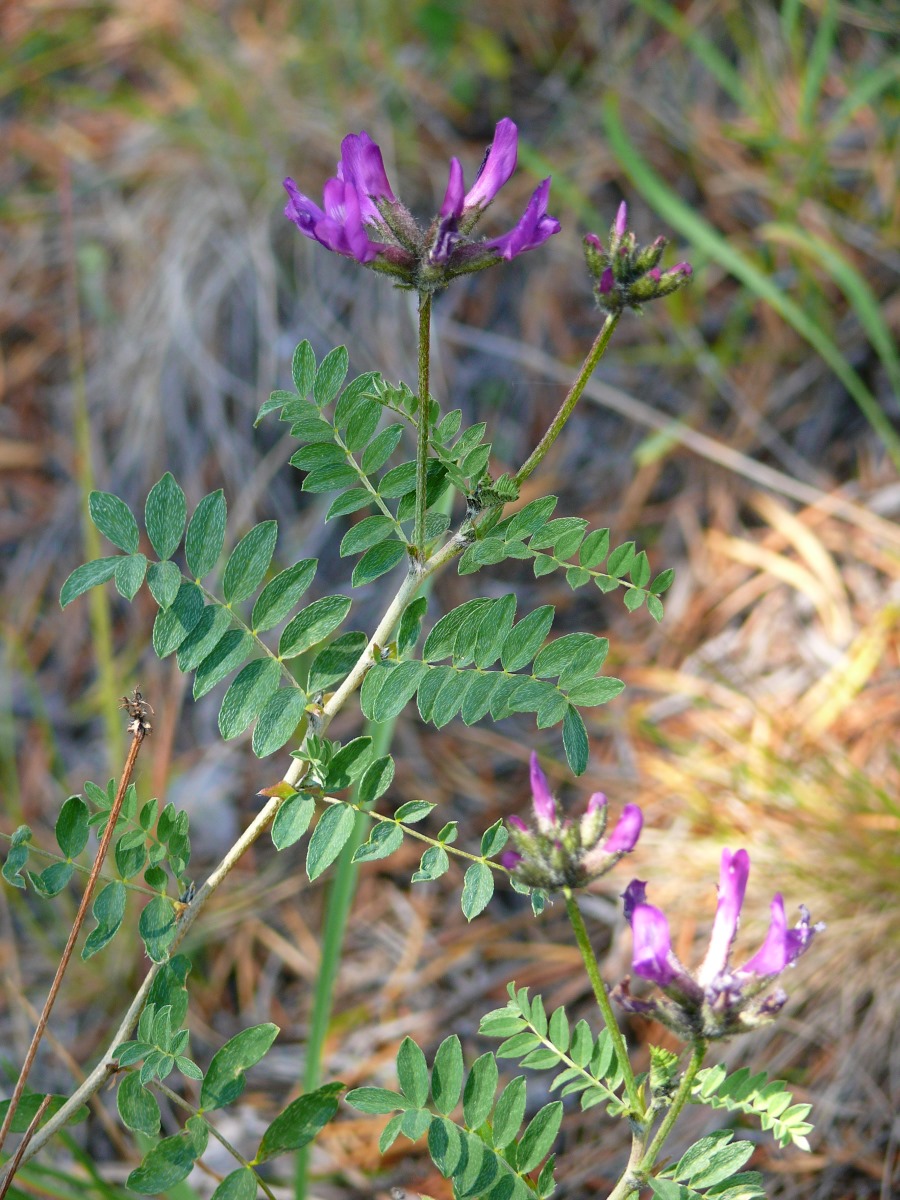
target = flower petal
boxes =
[484,178,560,261]
[697,848,750,986]
[740,895,819,979]
[283,178,326,237]
[500,849,524,870]
[464,117,518,210]
[631,904,676,987]
[339,131,395,221]
[622,879,648,922]
[440,157,465,218]
[602,804,643,855]
[529,752,557,829]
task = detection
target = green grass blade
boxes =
[597,94,900,470]
[632,0,747,105]
[761,223,900,400]
[799,0,838,131]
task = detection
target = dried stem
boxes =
[0,711,148,1162]
[0,1096,51,1199]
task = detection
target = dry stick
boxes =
[0,1096,52,1198]
[0,700,149,1162]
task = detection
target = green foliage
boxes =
[79,778,190,961]
[0,1092,88,1134]
[691,1064,815,1151]
[360,594,623,774]
[60,474,350,758]
[462,497,674,622]
[200,1023,279,1110]
[346,1034,560,1200]
[479,984,628,1115]
[113,1001,201,1087]
[651,1130,764,1199]
[126,1117,207,1194]
[254,1081,344,1161]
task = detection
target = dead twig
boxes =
[0,690,151,1177]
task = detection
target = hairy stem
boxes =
[605,1130,646,1200]
[413,291,432,558]
[13,530,469,1172]
[515,314,618,486]
[639,1039,707,1174]
[0,718,148,1159]
[563,888,643,1117]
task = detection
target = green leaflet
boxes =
[145,473,186,560]
[200,1024,280,1111]
[89,490,139,553]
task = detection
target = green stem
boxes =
[563,888,643,1117]
[151,1080,278,1200]
[294,482,455,1200]
[514,314,618,487]
[413,291,432,558]
[639,1039,707,1175]
[292,719,394,1200]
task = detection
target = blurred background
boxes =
[1,2,898,1198]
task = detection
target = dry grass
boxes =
[2,2,898,1199]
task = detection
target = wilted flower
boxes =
[614,849,822,1041]
[583,201,692,314]
[501,753,642,891]
[284,120,560,291]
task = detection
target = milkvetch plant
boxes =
[1,118,820,1200]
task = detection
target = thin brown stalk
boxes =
[0,700,149,1160]
[0,1096,51,1200]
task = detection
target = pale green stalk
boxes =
[607,1041,707,1200]
[515,314,618,486]
[563,888,643,1117]
[12,532,467,1175]
[413,291,432,558]
[638,1039,706,1173]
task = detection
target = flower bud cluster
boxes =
[584,202,692,314]
[501,753,642,891]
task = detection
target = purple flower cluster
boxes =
[615,849,822,1041]
[502,753,642,891]
[284,120,560,291]
[584,201,692,314]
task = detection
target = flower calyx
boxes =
[501,752,642,891]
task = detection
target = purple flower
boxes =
[284,119,559,291]
[336,131,396,222]
[483,179,561,261]
[283,177,385,264]
[502,753,642,891]
[530,752,557,830]
[463,117,519,210]
[615,850,822,1041]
